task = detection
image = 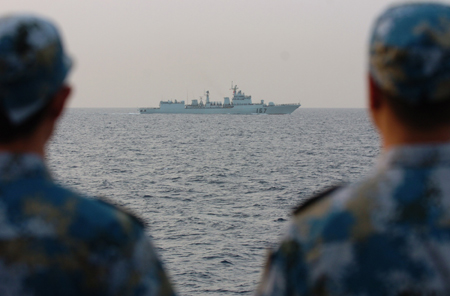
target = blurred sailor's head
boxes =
[368,2,450,144]
[0,14,72,145]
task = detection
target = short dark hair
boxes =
[0,101,51,144]
[383,92,450,131]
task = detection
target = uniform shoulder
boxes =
[293,185,343,215]
[65,193,148,243]
[26,180,146,229]
[43,181,146,228]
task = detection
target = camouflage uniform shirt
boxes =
[257,143,450,296]
[0,153,175,296]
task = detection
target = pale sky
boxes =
[4,0,448,108]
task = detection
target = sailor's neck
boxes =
[381,125,450,152]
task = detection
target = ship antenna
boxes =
[230,81,238,95]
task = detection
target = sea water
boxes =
[48,108,380,296]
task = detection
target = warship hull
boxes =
[139,104,299,115]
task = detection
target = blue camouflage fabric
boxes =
[256,143,450,296]
[0,152,175,296]
[370,3,450,104]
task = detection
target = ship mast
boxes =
[230,82,238,95]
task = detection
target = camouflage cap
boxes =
[370,2,450,104]
[0,14,72,125]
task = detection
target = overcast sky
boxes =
[4,0,448,108]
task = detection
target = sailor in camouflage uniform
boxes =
[256,3,450,296]
[0,15,175,295]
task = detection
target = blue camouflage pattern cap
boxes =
[0,14,72,125]
[370,2,450,104]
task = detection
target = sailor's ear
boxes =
[369,75,383,110]
[48,85,72,120]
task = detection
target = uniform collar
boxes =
[378,143,450,170]
[0,152,51,183]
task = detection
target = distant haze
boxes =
[5,0,447,108]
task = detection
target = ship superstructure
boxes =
[139,84,300,115]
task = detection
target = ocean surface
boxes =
[47,108,380,296]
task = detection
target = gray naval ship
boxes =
[139,84,300,115]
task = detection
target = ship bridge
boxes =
[231,86,252,105]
